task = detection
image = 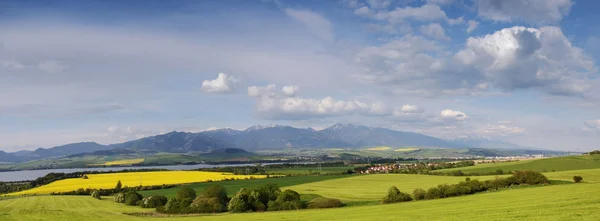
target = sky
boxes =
[0,0,599,152]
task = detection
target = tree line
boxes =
[383,171,551,204]
[107,182,343,214]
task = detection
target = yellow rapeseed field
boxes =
[366,146,392,151]
[8,171,266,196]
[89,158,145,166]
[394,147,420,152]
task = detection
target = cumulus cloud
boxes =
[284,8,334,41]
[585,119,600,129]
[455,26,594,95]
[419,23,450,41]
[397,104,424,113]
[438,109,467,120]
[355,26,595,97]
[475,0,573,24]
[467,20,479,33]
[201,73,240,94]
[248,84,297,98]
[281,85,298,97]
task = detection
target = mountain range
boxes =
[0,123,530,163]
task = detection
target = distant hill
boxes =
[4,123,553,163]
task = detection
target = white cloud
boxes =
[455,26,595,95]
[475,0,573,24]
[0,60,25,70]
[467,20,479,33]
[281,85,298,97]
[419,23,450,41]
[585,119,600,129]
[37,60,67,73]
[248,84,298,98]
[397,104,424,113]
[248,84,277,97]
[439,109,467,120]
[447,16,464,25]
[284,8,334,41]
[253,95,386,120]
[201,73,240,94]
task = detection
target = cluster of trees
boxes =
[433,168,517,177]
[587,150,600,155]
[154,183,343,214]
[383,171,549,204]
[0,182,31,195]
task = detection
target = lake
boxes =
[0,163,298,182]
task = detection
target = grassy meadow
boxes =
[438,155,600,174]
[139,175,349,199]
[3,154,600,220]
[2,181,599,221]
[7,171,266,196]
[285,174,505,201]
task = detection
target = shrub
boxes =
[114,192,125,203]
[277,189,301,202]
[413,188,426,200]
[510,171,549,185]
[163,198,181,214]
[124,191,143,206]
[228,188,251,213]
[176,186,197,201]
[190,185,228,213]
[573,176,583,183]
[267,200,302,211]
[190,197,227,213]
[425,186,442,199]
[253,183,281,205]
[91,190,101,200]
[382,186,412,204]
[141,196,168,208]
[307,198,343,209]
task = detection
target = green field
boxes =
[285,174,505,201]
[2,181,599,221]
[438,155,600,174]
[140,175,349,199]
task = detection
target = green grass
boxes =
[140,175,349,199]
[545,168,600,183]
[285,174,505,201]
[2,181,600,220]
[438,155,600,174]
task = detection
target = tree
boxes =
[114,192,126,203]
[413,188,426,200]
[163,198,181,214]
[124,191,143,206]
[228,188,251,212]
[176,186,197,201]
[141,196,168,208]
[573,176,583,183]
[307,198,343,209]
[383,186,412,204]
[115,180,122,192]
[91,190,101,200]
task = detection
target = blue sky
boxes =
[0,0,599,151]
